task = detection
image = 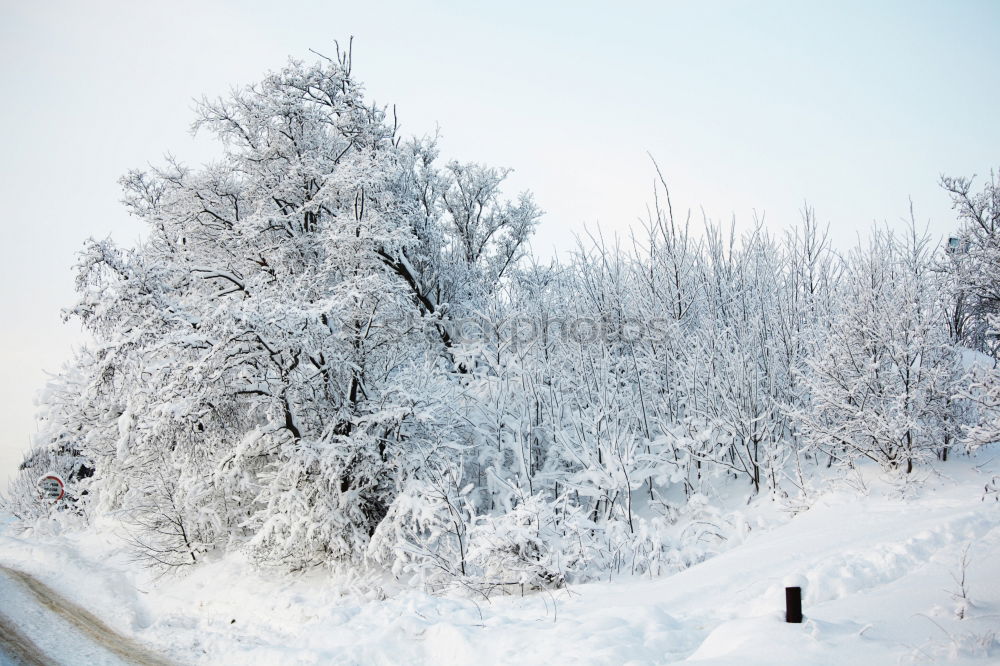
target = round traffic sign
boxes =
[37,474,65,502]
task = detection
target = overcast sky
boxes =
[1,0,998,485]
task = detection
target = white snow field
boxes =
[2,451,998,665]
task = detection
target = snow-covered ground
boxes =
[2,451,999,665]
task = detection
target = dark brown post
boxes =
[785,586,802,623]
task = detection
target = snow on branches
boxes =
[9,53,995,593]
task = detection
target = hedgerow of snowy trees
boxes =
[5,53,1000,590]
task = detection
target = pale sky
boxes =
[1,0,998,484]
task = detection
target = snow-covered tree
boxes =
[940,172,1000,358]
[24,52,537,570]
[792,224,968,474]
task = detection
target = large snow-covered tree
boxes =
[27,52,538,569]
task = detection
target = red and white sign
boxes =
[37,474,65,502]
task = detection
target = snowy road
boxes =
[0,565,173,666]
[0,612,47,666]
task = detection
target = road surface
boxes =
[0,565,173,665]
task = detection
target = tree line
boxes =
[5,53,999,591]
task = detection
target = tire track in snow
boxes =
[0,611,49,666]
[0,565,174,666]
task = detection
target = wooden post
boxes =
[785,586,802,623]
